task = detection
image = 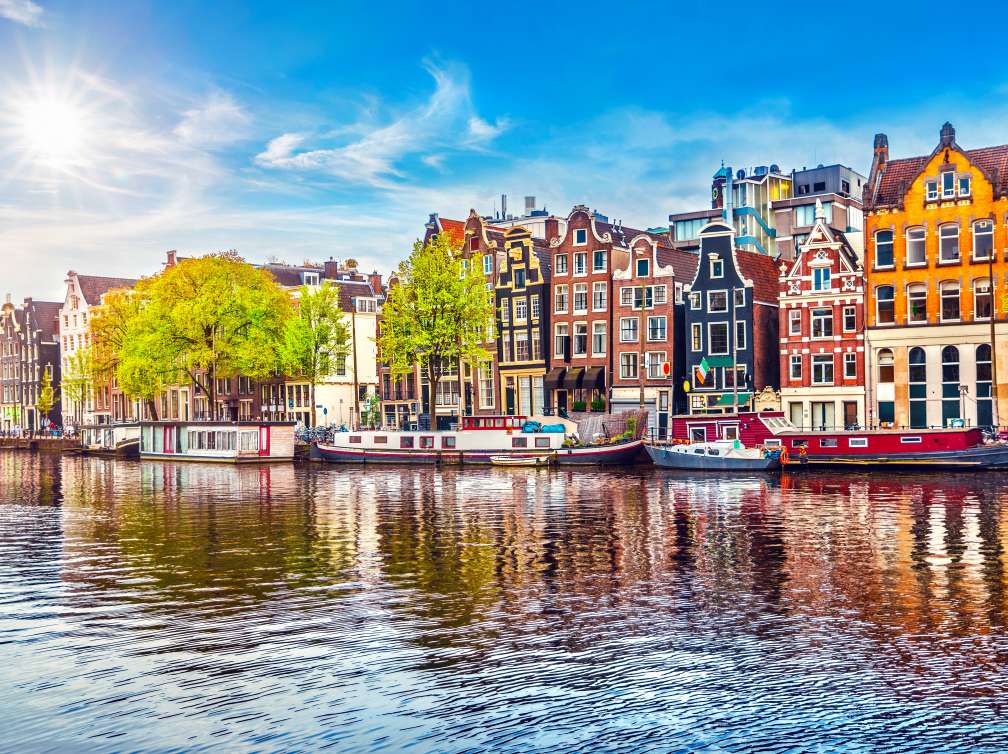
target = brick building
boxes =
[778,200,866,430]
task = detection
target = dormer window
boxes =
[710,258,723,278]
[958,175,971,197]
[636,258,650,277]
[926,180,938,201]
[941,171,955,198]
[303,272,320,287]
[812,267,831,291]
[574,228,587,245]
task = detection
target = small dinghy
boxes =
[645,440,780,471]
[490,455,551,468]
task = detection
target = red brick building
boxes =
[778,201,865,429]
[611,232,697,436]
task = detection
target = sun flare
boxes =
[16,95,89,167]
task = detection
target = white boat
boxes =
[490,455,551,468]
[139,421,296,463]
[645,439,781,471]
[80,423,141,458]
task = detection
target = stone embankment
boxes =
[0,437,82,452]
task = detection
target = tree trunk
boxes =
[146,398,159,421]
[310,381,316,428]
[208,363,217,421]
[428,361,438,431]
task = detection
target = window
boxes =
[877,349,894,384]
[400,436,415,449]
[620,352,638,379]
[620,287,633,307]
[531,295,540,320]
[574,228,587,245]
[926,180,938,201]
[532,329,541,360]
[939,224,959,262]
[906,227,926,265]
[789,355,802,381]
[812,355,834,385]
[735,321,746,350]
[811,308,833,338]
[573,323,588,356]
[512,437,528,448]
[812,267,831,291]
[876,285,895,324]
[574,252,587,275]
[514,297,527,322]
[482,254,492,275]
[634,287,654,310]
[513,268,526,288]
[710,259,723,278]
[844,352,857,379]
[973,220,994,260]
[636,258,650,277]
[554,324,569,359]
[940,281,960,321]
[592,282,606,311]
[515,333,529,361]
[734,289,745,307]
[479,362,494,408]
[691,324,702,351]
[875,230,894,267]
[843,306,856,332]
[556,254,568,274]
[848,437,868,448]
[975,278,992,320]
[708,290,728,313]
[689,292,701,310]
[654,286,668,305]
[907,283,927,323]
[535,437,551,449]
[554,284,568,313]
[620,317,639,343]
[648,352,667,379]
[593,250,606,272]
[647,316,667,341]
[942,171,955,198]
[573,284,588,313]
[789,309,802,336]
[709,322,729,355]
[941,345,961,426]
[592,322,606,355]
[977,343,994,427]
[795,204,817,226]
[908,347,927,428]
[501,332,511,362]
[958,175,971,197]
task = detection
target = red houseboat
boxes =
[663,412,1008,469]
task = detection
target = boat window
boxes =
[900,436,922,444]
[512,437,528,448]
[763,439,781,448]
[792,439,808,448]
[848,437,868,448]
[722,425,739,441]
[374,436,387,444]
[400,437,415,449]
[707,448,720,456]
[349,436,362,444]
[535,437,551,448]
[442,437,456,449]
[693,448,705,454]
[820,438,838,448]
[419,436,434,449]
[689,427,707,443]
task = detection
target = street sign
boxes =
[662,361,671,377]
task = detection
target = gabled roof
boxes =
[869,145,1008,208]
[26,301,63,340]
[336,280,380,312]
[788,217,860,277]
[75,275,138,306]
[437,218,466,248]
[736,250,780,305]
[655,247,698,281]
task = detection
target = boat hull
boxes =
[786,444,1008,469]
[645,444,780,471]
[313,439,644,466]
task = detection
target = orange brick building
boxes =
[864,123,1008,429]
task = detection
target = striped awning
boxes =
[563,367,585,390]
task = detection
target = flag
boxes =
[694,357,710,385]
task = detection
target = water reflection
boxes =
[2,456,1008,751]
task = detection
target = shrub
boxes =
[590,397,606,411]
[572,400,587,411]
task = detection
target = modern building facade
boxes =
[682,222,780,414]
[778,201,866,430]
[864,123,1008,429]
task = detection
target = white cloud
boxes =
[0,0,43,27]
[256,132,304,163]
[173,92,251,147]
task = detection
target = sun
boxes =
[16,95,89,167]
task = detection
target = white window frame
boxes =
[789,309,802,336]
[811,308,833,339]
[620,287,633,307]
[592,322,606,356]
[710,258,723,278]
[555,254,568,274]
[573,252,588,276]
[592,281,607,312]
[812,267,831,292]
[812,354,834,385]
[689,292,701,310]
[844,352,857,379]
[554,284,568,314]
[573,283,588,314]
[789,354,802,381]
[941,171,956,199]
[708,322,729,355]
[482,254,493,276]
[842,306,856,332]
[735,321,746,350]
[572,322,588,357]
[973,219,994,261]
[691,323,702,352]
[574,228,587,246]
[707,290,728,313]
[940,281,961,322]
[647,315,667,342]
[593,249,607,272]
[925,180,938,201]
[620,352,638,379]
[939,224,959,263]
[620,317,639,343]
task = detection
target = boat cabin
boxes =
[460,415,529,431]
[139,421,295,462]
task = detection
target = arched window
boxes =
[909,347,927,428]
[977,344,993,428]
[878,348,894,384]
[941,345,960,425]
[876,348,895,426]
[973,220,994,261]
[876,285,895,324]
[907,283,927,323]
[875,230,894,267]
[939,224,960,263]
[906,227,927,266]
[940,281,960,322]
[974,277,992,320]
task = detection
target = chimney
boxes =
[545,216,559,241]
[166,249,177,267]
[368,271,383,296]
[873,133,889,166]
[324,256,339,280]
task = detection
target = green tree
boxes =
[117,253,292,420]
[377,232,495,429]
[35,365,56,428]
[279,281,351,427]
[62,346,94,427]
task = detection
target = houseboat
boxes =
[80,423,141,458]
[314,414,645,466]
[655,412,1008,470]
[139,421,296,463]
[646,440,780,472]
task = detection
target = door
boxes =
[789,402,804,428]
[843,401,858,429]
[811,401,835,431]
[657,390,670,441]
[163,426,174,454]
[556,389,568,414]
[505,377,516,415]
[258,425,270,456]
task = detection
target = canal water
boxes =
[2,454,1008,752]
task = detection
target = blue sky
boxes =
[2,0,1007,299]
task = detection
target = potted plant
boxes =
[572,400,587,412]
[590,397,605,412]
